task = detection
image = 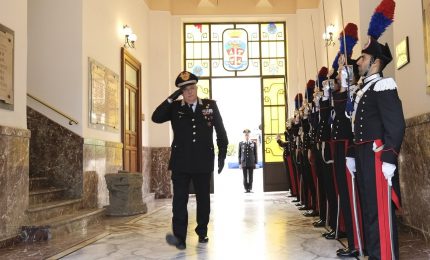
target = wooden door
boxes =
[121,48,142,172]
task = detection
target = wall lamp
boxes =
[123,25,137,48]
[322,24,336,47]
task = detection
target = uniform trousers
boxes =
[302,149,317,209]
[334,141,356,249]
[313,146,326,221]
[317,143,338,230]
[171,171,211,242]
[355,142,399,260]
[242,167,254,190]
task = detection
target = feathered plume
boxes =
[317,67,328,89]
[339,23,358,57]
[368,0,395,40]
[294,93,303,110]
[332,52,340,71]
[306,80,315,102]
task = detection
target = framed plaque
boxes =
[395,36,409,70]
[0,23,14,110]
[88,58,120,132]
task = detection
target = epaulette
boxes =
[373,78,397,92]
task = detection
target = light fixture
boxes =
[123,25,137,48]
[322,24,336,47]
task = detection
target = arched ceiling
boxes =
[143,0,320,15]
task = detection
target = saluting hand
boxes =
[168,89,183,101]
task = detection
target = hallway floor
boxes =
[0,191,429,259]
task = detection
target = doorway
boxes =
[121,48,142,172]
[211,77,263,195]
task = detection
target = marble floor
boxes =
[0,170,429,259]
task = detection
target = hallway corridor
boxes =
[56,192,350,259]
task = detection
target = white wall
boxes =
[27,0,83,135]
[82,0,150,143]
[147,11,175,147]
[0,0,27,129]
[393,0,430,118]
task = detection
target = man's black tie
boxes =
[189,104,194,113]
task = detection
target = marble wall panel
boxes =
[82,171,98,209]
[0,125,30,242]
[83,139,122,208]
[150,147,171,199]
[399,113,430,238]
[142,147,152,197]
[27,107,83,198]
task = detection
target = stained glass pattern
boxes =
[197,79,210,99]
[262,77,286,162]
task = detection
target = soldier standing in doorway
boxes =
[238,129,258,193]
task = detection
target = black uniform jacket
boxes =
[152,98,228,173]
[316,99,332,142]
[353,74,405,164]
[238,140,258,168]
[332,90,353,141]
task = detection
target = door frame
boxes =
[121,48,142,172]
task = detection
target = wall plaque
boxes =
[0,23,14,110]
[89,58,120,132]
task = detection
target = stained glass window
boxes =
[183,23,287,165]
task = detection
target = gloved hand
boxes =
[218,157,225,174]
[323,85,330,98]
[382,162,396,186]
[340,66,349,89]
[167,89,183,102]
[345,157,356,177]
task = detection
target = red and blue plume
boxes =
[332,52,340,71]
[368,0,396,40]
[339,23,358,57]
[306,80,315,102]
[317,67,328,89]
[294,93,303,110]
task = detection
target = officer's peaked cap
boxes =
[175,71,198,89]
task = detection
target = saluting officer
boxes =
[152,71,228,250]
[238,129,258,193]
[353,1,405,258]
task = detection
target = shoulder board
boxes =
[374,78,397,92]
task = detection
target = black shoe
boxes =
[198,236,209,243]
[325,230,336,240]
[322,230,335,238]
[166,233,186,250]
[298,205,309,210]
[292,199,300,203]
[303,210,318,217]
[336,248,359,257]
[288,194,296,197]
[294,202,302,206]
[313,220,326,227]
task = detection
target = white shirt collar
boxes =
[363,73,381,84]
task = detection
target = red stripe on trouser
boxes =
[287,156,297,195]
[344,141,364,251]
[374,139,392,260]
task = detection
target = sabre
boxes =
[335,194,340,239]
[352,175,364,256]
[388,182,395,259]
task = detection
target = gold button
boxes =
[193,125,196,128]
[192,119,195,121]
[193,132,196,135]
[193,139,196,142]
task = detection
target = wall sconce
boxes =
[322,24,336,47]
[123,25,137,48]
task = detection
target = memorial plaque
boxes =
[0,24,14,110]
[89,58,120,131]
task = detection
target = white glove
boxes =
[345,157,356,177]
[382,162,396,186]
